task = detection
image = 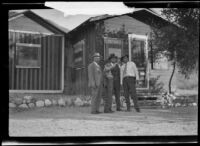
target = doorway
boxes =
[128,34,149,89]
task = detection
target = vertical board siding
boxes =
[54,37,58,90]
[43,35,48,90]
[47,36,51,90]
[51,37,55,89]
[9,31,63,90]
[38,35,42,90]
[57,36,62,89]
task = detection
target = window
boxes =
[73,39,85,68]
[16,43,41,68]
[131,39,146,68]
[104,37,123,59]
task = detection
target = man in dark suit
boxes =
[109,54,122,111]
[102,56,115,113]
[88,53,103,114]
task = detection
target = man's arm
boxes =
[132,62,139,81]
[104,63,115,72]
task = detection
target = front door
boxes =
[128,34,149,89]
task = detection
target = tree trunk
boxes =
[169,61,176,94]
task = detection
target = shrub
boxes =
[149,75,165,94]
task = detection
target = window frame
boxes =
[103,37,124,60]
[15,42,41,68]
[73,39,86,69]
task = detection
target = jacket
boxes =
[88,62,102,88]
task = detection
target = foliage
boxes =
[151,8,199,78]
[149,75,165,94]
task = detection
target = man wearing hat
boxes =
[109,54,122,111]
[88,52,103,114]
[120,55,140,112]
[102,54,117,113]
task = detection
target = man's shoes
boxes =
[135,108,141,113]
[91,111,102,114]
[96,111,102,114]
[104,110,114,113]
[116,108,122,111]
[125,109,131,112]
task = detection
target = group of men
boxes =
[88,52,140,114]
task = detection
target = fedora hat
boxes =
[92,52,101,58]
[108,53,118,60]
[121,54,129,61]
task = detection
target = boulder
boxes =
[58,98,66,107]
[24,95,32,100]
[14,98,23,105]
[188,103,193,106]
[28,103,35,108]
[19,104,28,108]
[44,99,52,107]
[74,98,83,106]
[52,99,58,106]
[86,96,91,101]
[36,100,45,107]
[9,102,16,108]
[192,103,197,106]
[24,96,33,103]
[175,103,181,107]
[65,98,72,106]
[23,100,27,104]
[88,100,91,105]
[83,100,90,106]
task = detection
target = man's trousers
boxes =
[102,78,113,112]
[123,76,139,110]
[113,79,121,110]
[90,84,102,113]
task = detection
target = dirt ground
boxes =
[9,106,198,136]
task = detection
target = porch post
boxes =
[128,34,131,61]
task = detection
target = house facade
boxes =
[65,8,178,95]
[9,9,181,95]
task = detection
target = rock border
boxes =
[9,95,198,109]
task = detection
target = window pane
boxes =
[16,44,40,67]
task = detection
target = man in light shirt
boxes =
[120,55,140,112]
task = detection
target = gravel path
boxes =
[9,107,198,136]
[9,118,197,136]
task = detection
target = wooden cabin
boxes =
[66,8,178,95]
[9,9,184,95]
[9,10,69,93]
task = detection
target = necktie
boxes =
[123,63,128,77]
